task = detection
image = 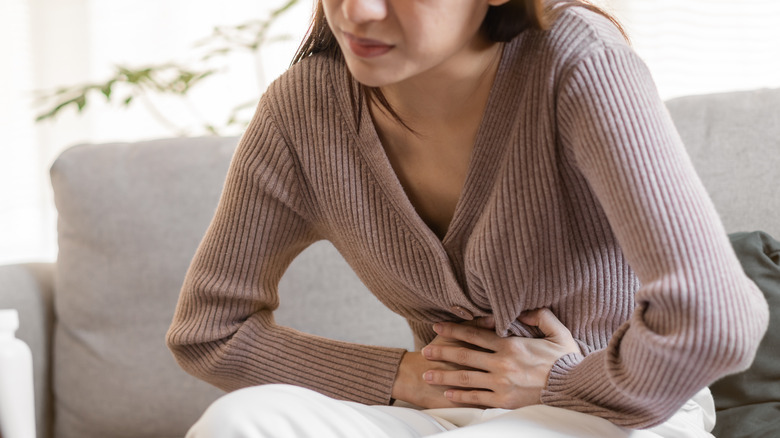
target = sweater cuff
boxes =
[540,351,586,405]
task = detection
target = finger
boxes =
[473,315,496,330]
[443,388,497,408]
[423,368,492,390]
[433,322,499,351]
[423,344,492,370]
[518,308,570,341]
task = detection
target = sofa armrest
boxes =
[0,262,55,438]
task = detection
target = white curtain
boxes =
[0,0,51,263]
[1,0,779,264]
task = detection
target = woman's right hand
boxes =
[391,317,494,408]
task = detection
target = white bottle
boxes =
[0,309,36,438]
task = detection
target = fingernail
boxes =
[433,323,442,333]
[423,371,433,382]
[422,347,431,358]
[444,390,453,399]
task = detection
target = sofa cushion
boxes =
[50,136,414,438]
[665,88,780,238]
[50,137,235,438]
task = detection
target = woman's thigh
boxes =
[423,387,715,438]
[424,405,660,438]
[186,384,714,438]
[185,384,446,438]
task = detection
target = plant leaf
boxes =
[101,82,113,99]
[75,95,87,111]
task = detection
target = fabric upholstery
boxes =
[48,136,412,438]
[275,241,413,349]
[665,88,780,238]
[50,138,233,437]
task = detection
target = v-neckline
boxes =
[344,42,513,252]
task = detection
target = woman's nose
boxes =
[341,0,387,24]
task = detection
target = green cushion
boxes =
[711,231,780,438]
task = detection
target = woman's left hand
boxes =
[421,308,580,409]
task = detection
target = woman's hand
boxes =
[391,329,488,408]
[421,308,580,409]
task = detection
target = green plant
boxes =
[34,0,300,136]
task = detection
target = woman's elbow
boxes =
[167,330,210,375]
[704,277,769,374]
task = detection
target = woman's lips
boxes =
[343,32,394,58]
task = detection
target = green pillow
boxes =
[710,231,780,438]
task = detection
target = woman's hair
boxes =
[291,0,627,130]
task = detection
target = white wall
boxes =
[1,0,779,264]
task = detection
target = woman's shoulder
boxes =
[263,50,348,106]
[512,4,631,67]
[501,3,634,89]
[548,4,628,51]
[259,50,352,136]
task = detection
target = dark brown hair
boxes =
[291,0,627,129]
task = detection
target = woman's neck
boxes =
[376,40,504,131]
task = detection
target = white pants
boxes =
[186,384,716,438]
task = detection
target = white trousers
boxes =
[186,384,716,438]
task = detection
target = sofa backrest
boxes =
[666,88,780,238]
[50,138,231,437]
[50,136,412,438]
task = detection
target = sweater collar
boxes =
[332,39,520,248]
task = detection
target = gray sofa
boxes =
[1,88,778,438]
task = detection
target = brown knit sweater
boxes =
[167,7,768,428]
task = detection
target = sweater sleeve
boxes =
[166,97,406,405]
[547,45,769,427]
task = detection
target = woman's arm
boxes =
[544,44,769,427]
[165,97,406,405]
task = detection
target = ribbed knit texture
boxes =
[167,7,769,427]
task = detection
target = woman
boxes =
[167,0,769,436]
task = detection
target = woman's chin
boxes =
[348,72,392,88]
[343,61,399,88]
